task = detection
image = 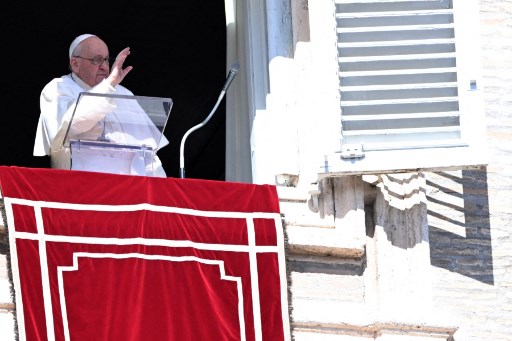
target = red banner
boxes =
[0,166,291,341]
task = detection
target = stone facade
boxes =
[284,1,512,340]
[0,200,16,340]
[1,1,511,341]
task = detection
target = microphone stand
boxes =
[179,63,240,178]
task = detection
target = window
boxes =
[322,0,487,177]
[226,0,486,184]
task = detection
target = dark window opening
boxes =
[1,1,227,180]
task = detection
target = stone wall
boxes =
[0,1,510,341]
[426,1,512,339]
[0,198,16,340]
[289,1,512,340]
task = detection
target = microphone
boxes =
[222,63,240,92]
[179,63,241,178]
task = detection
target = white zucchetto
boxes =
[69,34,96,58]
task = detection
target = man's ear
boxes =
[69,57,78,72]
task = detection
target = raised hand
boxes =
[107,47,134,87]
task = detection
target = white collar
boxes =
[70,73,92,90]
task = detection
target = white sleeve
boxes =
[35,77,120,155]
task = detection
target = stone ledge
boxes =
[0,303,14,311]
[293,322,457,340]
[288,242,365,259]
[291,299,458,340]
[286,225,365,258]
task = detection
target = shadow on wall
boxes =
[427,169,493,285]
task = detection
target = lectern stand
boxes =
[63,92,173,176]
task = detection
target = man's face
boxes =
[70,37,110,87]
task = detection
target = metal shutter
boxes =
[320,0,486,177]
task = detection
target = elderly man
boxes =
[34,34,169,177]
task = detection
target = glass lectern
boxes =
[62,92,172,176]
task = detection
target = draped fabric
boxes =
[0,166,291,341]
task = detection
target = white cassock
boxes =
[34,73,169,177]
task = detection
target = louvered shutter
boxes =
[322,0,487,176]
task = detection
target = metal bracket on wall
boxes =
[340,144,364,159]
